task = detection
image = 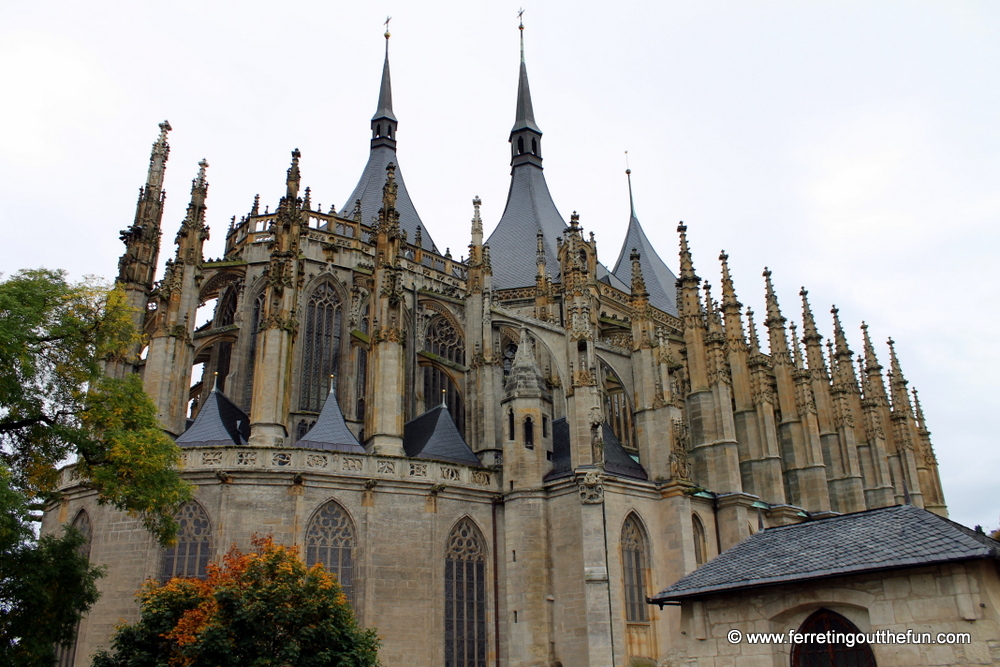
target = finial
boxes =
[570,211,580,227]
[193,158,209,190]
[630,248,647,297]
[384,15,391,43]
[212,371,219,391]
[441,388,448,408]
[329,374,336,394]
[518,8,526,62]
[251,193,260,217]
[625,152,636,218]
[747,307,761,353]
[303,186,312,210]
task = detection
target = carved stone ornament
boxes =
[578,470,605,504]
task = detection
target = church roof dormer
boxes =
[339,28,437,253]
[176,382,250,448]
[487,18,567,289]
[612,169,679,315]
[404,404,482,467]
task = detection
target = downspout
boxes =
[711,491,723,556]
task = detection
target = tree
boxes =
[0,268,192,664]
[93,536,381,667]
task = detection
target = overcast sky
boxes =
[1,1,996,531]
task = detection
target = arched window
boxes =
[602,362,638,453]
[517,136,524,155]
[243,292,265,411]
[426,315,465,364]
[524,417,534,449]
[305,500,357,607]
[56,510,94,667]
[161,501,212,581]
[531,137,537,154]
[791,609,876,667]
[508,409,515,441]
[215,287,238,327]
[424,365,464,435]
[300,281,343,412]
[692,514,708,566]
[445,518,487,667]
[621,514,649,623]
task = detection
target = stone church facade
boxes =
[44,27,948,667]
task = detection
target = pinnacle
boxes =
[718,250,742,310]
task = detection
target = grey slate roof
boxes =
[612,212,678,316]
[600,422,648,480]
[541,418,648,481]
[296,389,365,453]
[403,405,482,467]
[512,60,541,134]
[338,146,436,254]
[372,53,396,123]
[487,165,566,289]
[651,504,1000,603]
[176,388,250,448]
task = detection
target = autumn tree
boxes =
[93,536,380,667]
[0,269,191,664]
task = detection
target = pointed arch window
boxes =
[243,292,265,411]
[445,518,488,667]
[621,514,649,623]
[791,609,876,667]
[602,362,638,453]
[161,501,212,581]
[56,510,93,667]
[215,287,238,327]
[426,315,465,364]
[300,281,343,412]
[692,514,708,566]
[305,500,357,607]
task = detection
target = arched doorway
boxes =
[790,608,876,667]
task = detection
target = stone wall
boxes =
[669,561,1000,666]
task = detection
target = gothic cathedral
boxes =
[45,25,947,667]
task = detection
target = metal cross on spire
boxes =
[518,8,525,62]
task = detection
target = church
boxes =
[43,22,962,667]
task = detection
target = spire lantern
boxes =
[371,25,398,150]
[510,13,543,169]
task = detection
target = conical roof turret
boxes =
[487,19,566,289]
[297,384,365,453]
[340,31,436,252]
[612,169,678,314]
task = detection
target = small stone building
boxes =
[650,504,1000,666]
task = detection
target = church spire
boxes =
[510,14,543,169]
[117,120,171,290]
[371,25,397,149]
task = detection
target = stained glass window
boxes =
[445,518,487,667]
[300,282,343,412]
[622,514,649,622]
[305,500,356,607]
[161,501,212,581]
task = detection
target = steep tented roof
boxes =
[338,48,437,253]
[612,211,678,315]
[487,164,565,289]
[651,504,1000,603]
[404,405,482,467]
[296,389,365,453]
[541,418,648,481]
[600,422,648,480]
[176,388,249,448]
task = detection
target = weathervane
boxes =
[518,7,525,28]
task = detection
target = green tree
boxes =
[0,268,192,664]
[93,536,381,667]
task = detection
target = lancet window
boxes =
[621,513,649,623]
[602,363,637,453]
[243,292,265,411]
[161,501,212,581]
[56,510,93,667]
[305,500,357,607]
[692,514,708,566]
[300,281,343,413]
[445,518,488,667]
[215,287,238,327]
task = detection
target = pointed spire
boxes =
[512,13,540,135]
[117,121,172,287]
[719,251,742,311]
[506,327,545,395]
[677,223,699,282]
[790,322,805,370]
[626,167,637,219]
[861,322,882,374]
[762,268,784,327]
[831,306,852,356]
[373,27,397,124]
[286,149,301,200]
[175,159,209,248]
[747,308,762,354]
[799,288,821,346]
[250,193,260,217]
[912,388,928,432]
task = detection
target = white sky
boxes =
[1,1,997,531]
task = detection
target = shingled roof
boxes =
[612,209,678,316]
[296,388,365,453]
[651,504,1000,603]
[176,388,249,448]
[403,404,482,467]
